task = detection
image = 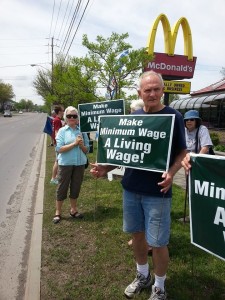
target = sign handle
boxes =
[183,175,189,223]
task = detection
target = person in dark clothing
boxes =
[50,105,64,184]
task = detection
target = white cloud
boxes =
[0,0,224,105]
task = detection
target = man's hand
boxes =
[158,172,173,193]
[90,163,109,178]
[181,153,191,175]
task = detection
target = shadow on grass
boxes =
[167,262,225,300]
[54,205,121,223]
[169,225,225,299]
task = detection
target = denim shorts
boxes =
[123,189,171,247]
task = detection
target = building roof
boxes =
[191,78,225,96]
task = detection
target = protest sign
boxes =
[97,114,175,172]
[189,154,225,261]
[78,99,125,132]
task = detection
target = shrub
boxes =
[214,144,225,152]
[210,132,220,146]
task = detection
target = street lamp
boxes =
[30,64,49,71]
[31,64,53,95]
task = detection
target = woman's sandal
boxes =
[70,211,84,219]
[53,215,61,224]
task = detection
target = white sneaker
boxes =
[149,285,167,300]
[124,272,151,298]
[50,178,58,184]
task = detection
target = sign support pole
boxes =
[164,92,169,106]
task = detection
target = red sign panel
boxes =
[144,52,197,80]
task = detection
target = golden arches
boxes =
[146,14,193,61]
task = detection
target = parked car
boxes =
[19,110,23,114]
[4,110,12,117]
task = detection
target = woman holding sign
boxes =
[91,71,187,300]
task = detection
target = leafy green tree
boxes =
[51,56,99,108]
[15,99,34,111]
[32,54,98,110]
[169,93,180,103]
[82,32,152,100]
[32,32,152,108]
[0,80,14,110]
[32,69,53,110]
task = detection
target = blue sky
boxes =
[0,0,224,105]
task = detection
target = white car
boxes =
[19,110,23,114]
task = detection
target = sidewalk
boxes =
[173,151,225,190]
[173,168,186,190]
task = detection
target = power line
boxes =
[64,0,91,60]
[59,0,83,54]
[55,0,73,44]
[52,0,63,38]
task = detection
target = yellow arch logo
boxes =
[147,14,193,61]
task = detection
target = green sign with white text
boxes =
[189,154,225,261]
[97,115,175,172]
[78,99,125,132]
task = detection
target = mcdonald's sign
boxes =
[144,14,197,80]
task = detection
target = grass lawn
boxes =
[41,138,225,300]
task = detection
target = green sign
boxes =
[78,99,125,132]
[97,115,175,172]
[189,154,225,261]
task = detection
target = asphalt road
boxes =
[0,112,46,300]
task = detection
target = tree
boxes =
[32,32,152,108]
[32,69,53,110]
[14,99,34,111]
[0,80,14,110]
[32,54,99,109]
[52,56,99,108]
[82,32,153,100]
[169,93,180,104]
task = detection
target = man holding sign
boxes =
[91,71,186,300]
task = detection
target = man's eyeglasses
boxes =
[66,114,78,119]
[185,119,195,122]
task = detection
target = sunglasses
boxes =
[66,114,78,119]
[185,119,195,122]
